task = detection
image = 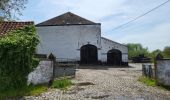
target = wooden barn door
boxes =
[80,44,98,64]
[107,49,122,65]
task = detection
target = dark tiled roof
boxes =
[36,12,100,26]
[0,21,34,36]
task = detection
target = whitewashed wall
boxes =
[36,25,101,60]
[100,37,128,63]
[36,25,128,63]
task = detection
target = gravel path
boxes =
[24,64,170,100]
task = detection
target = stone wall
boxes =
[142,63,155,78]
[27,60,53,85]
[156,59,170,86]
[54,65,76,78]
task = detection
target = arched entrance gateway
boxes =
[107,49,122,65]
[80,44,98,64]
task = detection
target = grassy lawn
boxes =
[51,78,72,90]
[138,76,170,91]
[0,85,48,100]
[0,78,72,99]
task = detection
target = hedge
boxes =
[0,25,39,91]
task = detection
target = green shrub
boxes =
[52,78,72,89]
[0,25,39,91]
[32,58,40,68]
[126,43,149,59]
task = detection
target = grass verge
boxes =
[138,76,156,87]
[51,78,72,90]
[0,85,48,100]
[138,76,170,91]
[0,78,72,99]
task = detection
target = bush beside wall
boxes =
[0,25,39,91]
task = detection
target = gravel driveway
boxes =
[24,64,170,100]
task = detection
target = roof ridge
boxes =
[36,12,99,26]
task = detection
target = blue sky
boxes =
[20,0,170,51]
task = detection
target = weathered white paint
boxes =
[27,60,53,85]
[37,25,101,60]
[36,24,128,63]
[157,60,170,86]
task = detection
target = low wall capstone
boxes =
[27,60,53,85]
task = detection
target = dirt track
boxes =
[24,64,170,100]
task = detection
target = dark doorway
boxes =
[107,49,122,65]
[80,44,98,64]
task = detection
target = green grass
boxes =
[138,76,170,91]
[0,85,48,100]
[138,76,156,87]
[26,85,48,95]
[51,78,72,89]
[0,78,72,99]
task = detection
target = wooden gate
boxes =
[80,44,98,64]
[107,49,122,65]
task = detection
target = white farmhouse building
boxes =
[36,12,128,65]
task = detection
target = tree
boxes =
[163,46,170,58]
[126,43,149,59]
[0,0,27,20]
[151,49,162,57]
